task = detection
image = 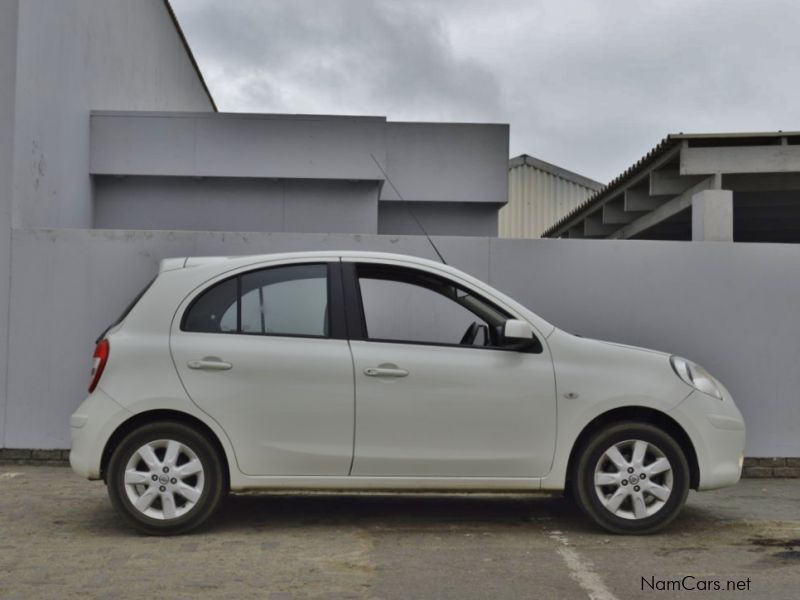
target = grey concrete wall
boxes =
[378,202,499,236]
[90,112,387,180]
[3,230,798,458]
[0,0,19,450]
[488,239,800,458]
[90,114,510,207]
[89,114,509,236]
[94,177,379,233]
[11,0,213,230]
[382,122,509,203]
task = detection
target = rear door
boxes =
[170,260,355,476]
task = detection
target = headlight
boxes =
[670,356,723,399]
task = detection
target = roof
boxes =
[541,130,800,238]
[162,251,459,272]
[163,0,218,112]
[509,154,604,191]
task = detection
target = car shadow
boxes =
[68,489,733,538]
[208,491,593,534]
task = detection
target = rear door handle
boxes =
[363,367,409,378]
[187,359,232,371]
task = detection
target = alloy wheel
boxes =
[593,439,673,520]
[123,439,205,520]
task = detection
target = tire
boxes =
[573,422,690,535]
[107,421,224,535]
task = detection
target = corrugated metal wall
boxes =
[499,161,600,238]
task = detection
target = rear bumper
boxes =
[668,390,745,490]
[69,388,130,480]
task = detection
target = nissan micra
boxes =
[70,251,745,535]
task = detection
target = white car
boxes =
[70,251,745,535]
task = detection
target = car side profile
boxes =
[70,251,745,535]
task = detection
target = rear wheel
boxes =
[107,422,224,535]
[573,422,689,534]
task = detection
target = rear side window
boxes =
[182,263,329,338]
[183,277,238,333]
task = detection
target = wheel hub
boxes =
[593,438,673,521]
[123,439,205,521]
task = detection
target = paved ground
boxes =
[0,466,798,599]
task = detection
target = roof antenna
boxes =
[370,153,447,265]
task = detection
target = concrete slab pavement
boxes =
[0,466,798,599]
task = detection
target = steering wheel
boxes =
[459,321,480,345]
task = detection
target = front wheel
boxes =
[107,422,224,535]
[573,422,690,535]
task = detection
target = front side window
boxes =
[183,263,329,337]
[356,265,509,347]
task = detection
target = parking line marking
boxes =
[0,472,23,480]
[548,530,618,600]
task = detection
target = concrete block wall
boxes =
[742,458,800,478]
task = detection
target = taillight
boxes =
[88,339,110,393]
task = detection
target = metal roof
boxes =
[508,154,604,191]
[541,136,676,237]
[541,131,800,238]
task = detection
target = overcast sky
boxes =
[171,0,800,183]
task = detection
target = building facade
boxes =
[0,0,508,451]
[89,111,508,236]
[499,155,602,238]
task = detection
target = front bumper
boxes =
[668,389,745,490]
[69,388,131,480]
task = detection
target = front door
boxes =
[347,262,557,478]
[171,261,354,476]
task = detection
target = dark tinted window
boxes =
[238,265,328,336]
[183,277,238,333]
[357,266,509,347]
[183,264,328,337]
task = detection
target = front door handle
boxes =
[363,366,409,378]
[187,358,233,371]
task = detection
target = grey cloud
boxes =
[490,0,800,180]
[171,0,503,121]
[172,0,800,183]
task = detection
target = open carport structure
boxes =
[542,131,800,242]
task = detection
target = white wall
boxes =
[11,0,213,230]
[4,230,798,458]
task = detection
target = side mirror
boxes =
[502,319,541,352]
[504,319,534,340]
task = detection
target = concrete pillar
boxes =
[692,189,733,241]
